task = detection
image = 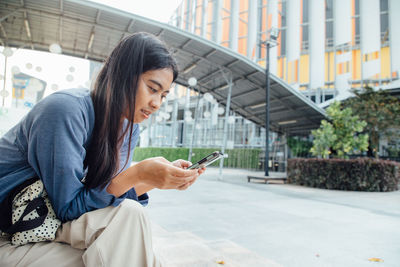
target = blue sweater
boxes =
[0,89,148,222]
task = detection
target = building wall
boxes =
[170,0,398,104]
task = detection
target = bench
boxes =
[247,175,287,184]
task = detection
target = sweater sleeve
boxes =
[24,93,127,222]
[119,124,149,206]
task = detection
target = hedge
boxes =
[132,147,262,169]
[287,158,400,192]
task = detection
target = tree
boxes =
[342,86,400,158]
[287,137,313,157]
[310,101,369,159]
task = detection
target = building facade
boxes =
[169,0,399,104]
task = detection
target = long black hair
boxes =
[84,32,178,189]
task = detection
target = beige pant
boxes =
[0,199,162,267]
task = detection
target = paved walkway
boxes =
[147,167,400,267]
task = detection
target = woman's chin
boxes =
[133,117,145,124]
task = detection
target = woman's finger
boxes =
[169,166,198,177]
[177,176,197,190]
[179,160,192,168]
[164,171,197,188]
[197,167,206,175]
[172,159,192,169]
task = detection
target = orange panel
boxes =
[237,0,248,56]
[325,53,329,82]
[195,0,202,35]
[278,58,283,78]
[300,0,303,46]
[239,0,249,13]
[222,17,230,43]
[324,52,335,83]
[352,50,357,80]
[206,0,213,40]
[261,0,267,59]
[299,54,309,84]
[354,49,362,81]
[238,38,247,56]
[379,47,390,79]
[338,62,343,75]
[224,0,230,8]
[221,42,229,48]
[277,1,282,57]
[352,0,356,46]
[221,0,231,44]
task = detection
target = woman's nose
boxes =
[150,96,161,110]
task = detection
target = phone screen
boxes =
[187,151,224,169]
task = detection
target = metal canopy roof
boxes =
[0,0,326,135]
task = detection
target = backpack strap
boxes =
[5,197,48,234]
[0,177,40,232]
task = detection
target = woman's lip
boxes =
[141,109,150,119]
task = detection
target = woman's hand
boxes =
[107,157,206,197]
[135,157,200,190]
[171,159,206,190]
[171,159,191,169]
[172,159,206,174]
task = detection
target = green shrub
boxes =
[133,147,189,162]
[132,147,262,169]
[287,158,399,192]
[310,101,369,159]
[287,137,313,157]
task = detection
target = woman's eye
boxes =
[149,87,157,93]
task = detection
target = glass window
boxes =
[355,16,360,44]
[257,0,265,60]
[280,29,286,56]
[302,0,309,23]
[326,0,333,19]
[381,13,388,34]
[380,0,388,11]
[380,0,389,44]
[281,1,287,27]
[302,25,309,51]
[355,0,360,15]
[326,20,333,47]
[325,94,333,101]
[280,0,286,56]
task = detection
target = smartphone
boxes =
[187,151,224,169]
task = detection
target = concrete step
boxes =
[205,239,282,267]
[152,224,281,267]
[151,222,171,237]
[154,231,229,267]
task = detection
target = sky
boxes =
[91,0,182,22]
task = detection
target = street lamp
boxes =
[187,77,197,162]
[2,47,14,108]
[263,27,280,176]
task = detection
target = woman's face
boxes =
[133,68,174,123]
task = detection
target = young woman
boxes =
[0,32,204,266]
